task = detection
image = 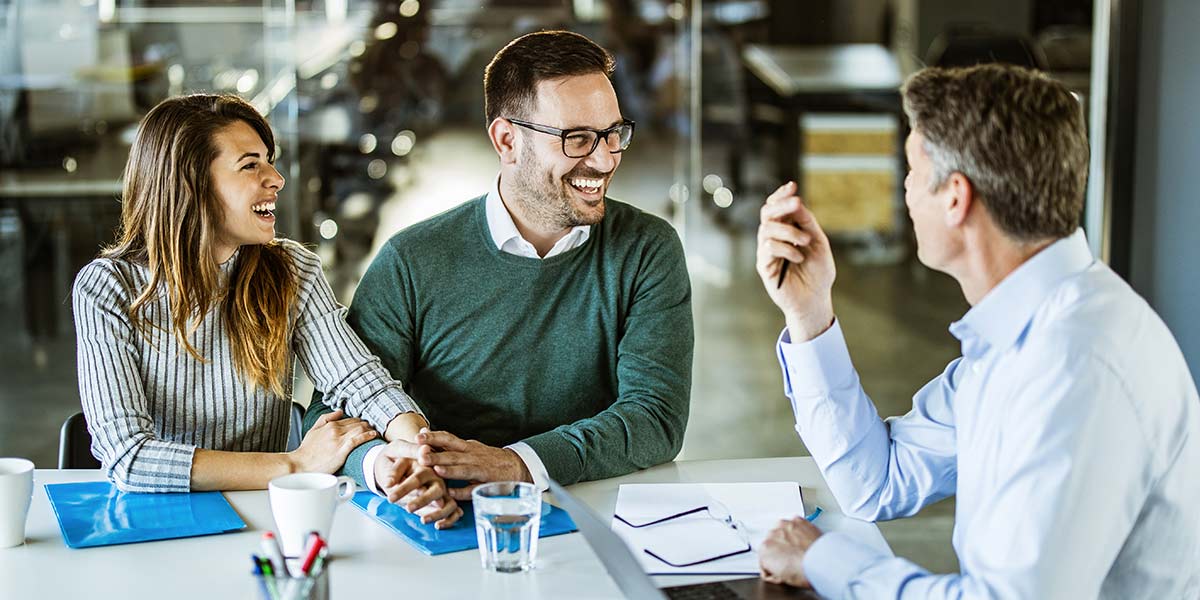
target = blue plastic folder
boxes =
[44,481,247,549]
[350,491,577,556]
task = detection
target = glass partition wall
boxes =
[0,0,697,463]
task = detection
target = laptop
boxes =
[547,480,819,600]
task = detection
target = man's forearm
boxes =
[522,398,687,485]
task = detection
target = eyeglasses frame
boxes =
[507,117,636,158]
[613,501,753,568]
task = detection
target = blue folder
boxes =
[350,491,577,556]
[44,481,247,549]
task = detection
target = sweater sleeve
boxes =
[288,243,423,433]
[522,219,694,484]
[73,261,196,492]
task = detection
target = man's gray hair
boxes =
[901,64,1089,242]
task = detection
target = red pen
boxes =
[299,536,326,575]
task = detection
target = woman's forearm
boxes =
[190,448,297,491]
[385,411,429,443]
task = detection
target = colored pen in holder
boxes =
[252,533,330,600]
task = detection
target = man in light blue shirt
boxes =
[754,63,1200,598]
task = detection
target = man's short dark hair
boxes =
[484,30,616,125]
[902,64,1089,242]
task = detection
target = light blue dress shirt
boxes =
[776,230,1200,599]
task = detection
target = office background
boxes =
[1,0,1195,575]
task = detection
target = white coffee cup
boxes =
[0,458,35,548]
[268,473,355,557]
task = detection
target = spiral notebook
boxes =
[351,491,577,556]
[44,481,247,549]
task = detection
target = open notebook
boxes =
[44,481,246,549]
[611,482,806,575]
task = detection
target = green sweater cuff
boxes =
[522,430,584,486]
[341,438,384,491]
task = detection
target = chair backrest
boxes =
[59,402,307,469]
[59,412,101,469]
[286,402,303,452]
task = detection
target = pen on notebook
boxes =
[804,506,823,523]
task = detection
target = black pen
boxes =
[774,181,801,289]
[776,218,802,288]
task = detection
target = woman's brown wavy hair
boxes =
[103,93,298,396]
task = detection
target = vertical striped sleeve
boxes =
[72,261,196,492]
[286,243,424,432]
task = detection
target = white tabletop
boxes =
[0,457,889,599]
[742,44,903,97]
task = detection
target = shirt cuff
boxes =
[362,444,387,495]
[775,318,858,399]
[506,441,550,493]
[803,531,888,599]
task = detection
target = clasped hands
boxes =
[373,429,531,529]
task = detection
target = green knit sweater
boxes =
[305,195,693,487]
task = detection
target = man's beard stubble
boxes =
[509,143,607,231]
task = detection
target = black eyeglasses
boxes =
[507,118,635,158]
[613,502,753,568]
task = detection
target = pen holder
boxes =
[251,563,329,600]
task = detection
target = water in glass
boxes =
[473,482,541,572]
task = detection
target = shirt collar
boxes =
[485,173,591,255]
[949,229,1095,358]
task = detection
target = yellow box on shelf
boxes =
[799,114,900,235]
[803,155,897,235]
[801,114,898,156]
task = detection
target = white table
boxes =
[0,457,889,599]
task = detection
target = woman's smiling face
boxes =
[210,120,284,262]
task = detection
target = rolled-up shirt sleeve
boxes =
[73,262,195,493]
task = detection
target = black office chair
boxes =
[58,402,306,469]
[58,412,101,469]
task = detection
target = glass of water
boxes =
[472,481,541,573]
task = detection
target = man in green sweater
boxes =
[304,30,693,512]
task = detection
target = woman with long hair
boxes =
[72,93,459,526]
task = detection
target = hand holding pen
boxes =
[756,181,838,343]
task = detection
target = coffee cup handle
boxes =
[335,476,356,503]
